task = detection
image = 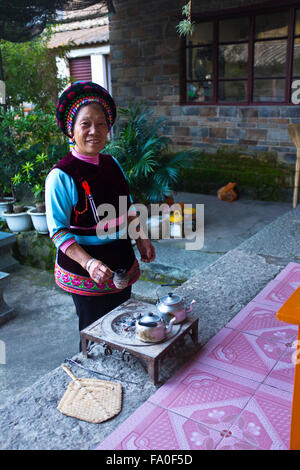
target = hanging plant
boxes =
[176,1,195,37]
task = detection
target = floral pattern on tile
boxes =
[95,266,298,452]
[229,384,292,450]
[193,328,285,383]
[264,345,296,393]
[148,363,258,432]
[95,402,222,450]
[216,435,261,450]
[252,280,299,309]
[274,262,300,284]
[226,302,297,343]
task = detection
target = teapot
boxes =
[156,284,196,324]
[135,312,176,343]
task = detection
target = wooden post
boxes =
[276,286,300,449]
[293,149,300,209]
[288,124,300,208]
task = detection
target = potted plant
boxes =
[2,191,33,233]
[104,102,196,205]
[0,106,68,232]
[0,109,21,218]
[12,154,49,234]
[0,184,15,221]
[27,181,48,234]
[2,165,34,233]
[104,102,197,238]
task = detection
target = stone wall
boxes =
[109,0,300,164]
[12,232,56,272]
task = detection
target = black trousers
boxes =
[72,286,131,351]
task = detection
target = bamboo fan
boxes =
[57,365,122,424]
[288,124,300,208]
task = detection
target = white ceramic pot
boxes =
[27,207,48,234]
[0,197,15,221]
[3,206,33,233]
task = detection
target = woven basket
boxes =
[57,365,122,424]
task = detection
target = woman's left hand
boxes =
[136,238,156,263]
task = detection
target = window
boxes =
[184,4,299,104]
[69,56,92,82]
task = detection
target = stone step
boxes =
[134,241,222,284]
[131,279,159,305]
[0,232,19,272]
[0,271,15,327]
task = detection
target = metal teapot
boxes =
[156,284,196,324]
[135,312,176,343]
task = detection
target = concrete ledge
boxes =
[0,207,298,449]
[0,272,15,327]
[0,232,19,273]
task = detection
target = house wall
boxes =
[109,0,300,165]
[56,45,111,91]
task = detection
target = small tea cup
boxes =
[113,268,129,289]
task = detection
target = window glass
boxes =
[293,38,300,75]
[184,9,293,104]
[186,46,213,81]
[219,17,249,42]
[253,78,285,101]
[255,12,288,39]
[218,44,248,79]
[254,40,287,77]
[218,80,248,102]
[295,9,300,36]
[187,22,213,46]
[187,82,213,102]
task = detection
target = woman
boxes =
[46,81,155,349]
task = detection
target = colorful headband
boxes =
[56,81,117,138]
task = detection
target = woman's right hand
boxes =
[87,259,113,284]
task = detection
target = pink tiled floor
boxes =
[96,263,299,451]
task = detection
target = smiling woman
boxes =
[45,81,155,351]
[72,104,109,156]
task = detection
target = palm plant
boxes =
[104,102,195,205]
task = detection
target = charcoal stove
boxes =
[80,298,198,384]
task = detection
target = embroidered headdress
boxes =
[56,81,116,138]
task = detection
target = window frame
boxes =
[181,0,299,105]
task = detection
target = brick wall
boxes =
[109,0,300,164]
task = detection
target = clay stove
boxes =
[80,298,199,384]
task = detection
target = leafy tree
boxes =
[0,28,69,112]
[0,106,68,199]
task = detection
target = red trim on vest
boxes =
[82,179,91,196]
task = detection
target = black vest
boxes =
[53,152,136,276]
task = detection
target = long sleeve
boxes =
[45,168,78,251]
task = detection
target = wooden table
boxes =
[80,299,199,385]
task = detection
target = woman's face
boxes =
[72,103,109,156]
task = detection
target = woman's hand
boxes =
[65,242,113,283]
[136,238,156,263]
[87,259,113,283]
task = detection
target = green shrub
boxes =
[104,102,196,204]
[0,106,68,199]
[177,146,294,201]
